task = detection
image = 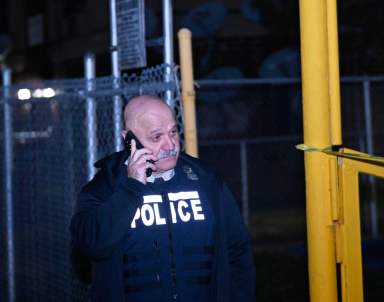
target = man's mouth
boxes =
[157,150,178,161]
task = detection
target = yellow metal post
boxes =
[338,157,364,302]
[327,0,342,145]
[299,1,338,301]
[178,28,198,158]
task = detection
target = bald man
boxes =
[71,95,255,302]
[122,96,180,183]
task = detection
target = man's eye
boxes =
[170,129,177,136]
[152,135,161,142]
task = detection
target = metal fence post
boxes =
[84,53,97,181]
[326,0,342,145]
[299,0,338,301]
[162,0,174,107]
[240,141,249,225]
[178,28,198,157]
[2,67,15,302]
[109,0,123,151]
[363,78,378,238]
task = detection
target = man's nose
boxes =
[162,134,174,150]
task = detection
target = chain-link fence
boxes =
[2,72,384,301]
[194,78,384,301]
[0,64,183,301]
[0,94,6,300]
[196,78,384,237]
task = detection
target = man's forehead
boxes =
[133,109,176,130]
[124,97,175,129]
[138,110,173,123]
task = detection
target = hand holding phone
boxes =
[124,131,145,154]
[124,131,156,180]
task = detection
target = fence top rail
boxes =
[3,74,384,92]
[200,135,303,146]
[196,75,384,87]
[199,130,368,147]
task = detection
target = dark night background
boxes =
[1,1,384,301]
[1,0,384,79]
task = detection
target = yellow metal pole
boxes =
[177,28,198,158]
[299,1,338,302]
[327,0,342,145]
[339,160,364,302]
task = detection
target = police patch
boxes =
[130,191,205,229]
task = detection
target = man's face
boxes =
[128,104,180,173]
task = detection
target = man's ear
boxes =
[122,129,127,139]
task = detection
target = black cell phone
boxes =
[124,130,154,177]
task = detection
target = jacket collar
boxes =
[94,151,180,188]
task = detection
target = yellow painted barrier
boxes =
[327,0,342,145]
[299,0,338,301]
[297,145,384,301]
[299,1,383,301]
[177,28,198,158]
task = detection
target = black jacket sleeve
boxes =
[70,169,145,259]
[221,181,256,301]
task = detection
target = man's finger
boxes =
[142,154,157,164]
[131,148,154,163]
[147,161,157,172]
[130,139,136,157]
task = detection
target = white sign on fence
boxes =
[116,0,147,70]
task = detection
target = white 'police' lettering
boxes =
[190,199,205,220]
[130,191,206,229]
[177,200,190,222]
[153,203,166,225]
[169,202,177,223]
[168,191,199,201]
[131,208,141,228]
[143,195,162,203]
[141,204,155,226]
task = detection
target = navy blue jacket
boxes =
[70,152,255,301]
